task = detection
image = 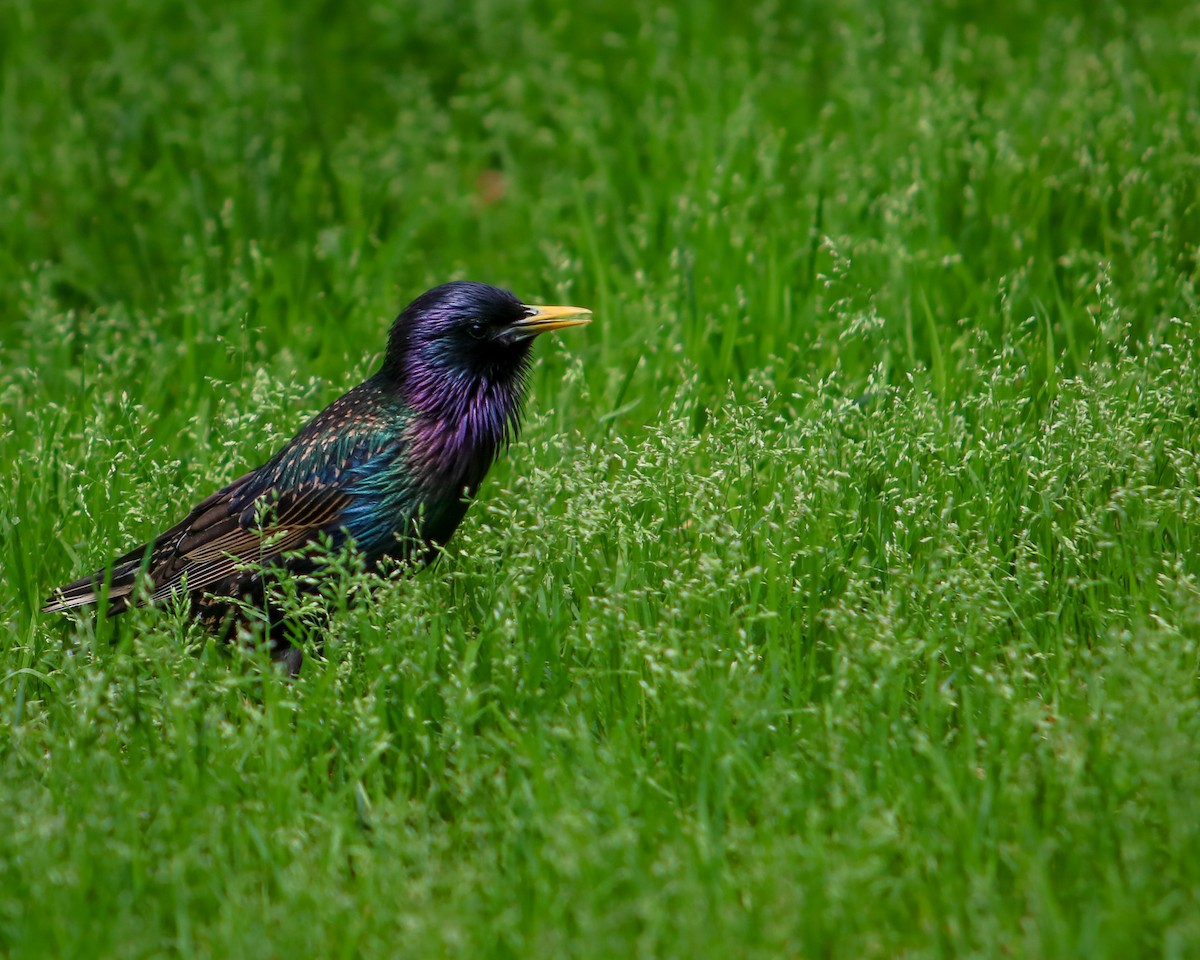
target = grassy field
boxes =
[2,0,1200,955]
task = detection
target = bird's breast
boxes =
[408,386,519,500]
[406,413,504,499]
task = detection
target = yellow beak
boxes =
[510,303,593,338]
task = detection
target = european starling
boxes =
[43,281,591,669]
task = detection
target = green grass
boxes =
[2,0,1200,955]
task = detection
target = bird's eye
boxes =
[467,321,488,340]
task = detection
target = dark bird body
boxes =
[43,282,591,668]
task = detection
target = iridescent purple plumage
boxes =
[395,285,531,486]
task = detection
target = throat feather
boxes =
[407,377,523,493]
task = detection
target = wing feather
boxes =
[44,413,408,616]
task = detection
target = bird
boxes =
[43,281,591,671]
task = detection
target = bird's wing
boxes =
[143,480,358,604]
[43,430,408,614]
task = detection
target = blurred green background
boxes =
[2,1,1200,957]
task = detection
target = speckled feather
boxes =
[42,282,576,650]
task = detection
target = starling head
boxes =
[382,281,591,391]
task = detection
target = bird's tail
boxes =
[42,543,152,615]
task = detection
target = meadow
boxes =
[2,0,1200,956]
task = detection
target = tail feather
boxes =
[42,545,151,615]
